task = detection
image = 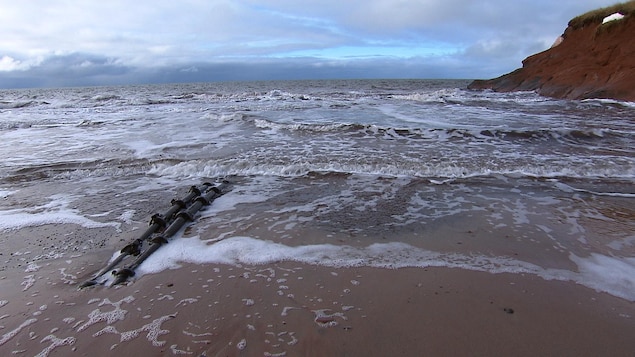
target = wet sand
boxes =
[1,247,633,357]
[1,176,634,355]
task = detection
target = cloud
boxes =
[0,56,31,71]
[0,53,134,88]
[0,0,623,88]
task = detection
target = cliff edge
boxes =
[468,1,635,101]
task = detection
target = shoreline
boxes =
[1,255,633,356]
[1,75,634,357]
[1,173,634,355]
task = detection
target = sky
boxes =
[0,0,622,88]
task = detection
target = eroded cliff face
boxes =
[468,12,635,101]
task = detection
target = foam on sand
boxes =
[135,235,635,302]
[0,194,120,231]
[569,253,635,301]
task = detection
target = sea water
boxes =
[0,79,634,300]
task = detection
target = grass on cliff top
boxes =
[569,0,635,29]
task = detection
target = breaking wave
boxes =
[247,116,633,143]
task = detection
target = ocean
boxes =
[1,79,634,298]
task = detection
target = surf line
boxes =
[79,180,230,288]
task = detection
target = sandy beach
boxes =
[1,174,634,356]
[1,235,633,356]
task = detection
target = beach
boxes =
[2,173,634,356]
[1,80,634,355]
[1,248,633,356]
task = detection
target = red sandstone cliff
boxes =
[468,2,635,101]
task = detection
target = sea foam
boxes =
[135,235,635,302]
[0,195,120,231]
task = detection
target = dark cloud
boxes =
[0,54,504,88]
[0,53,135,88]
